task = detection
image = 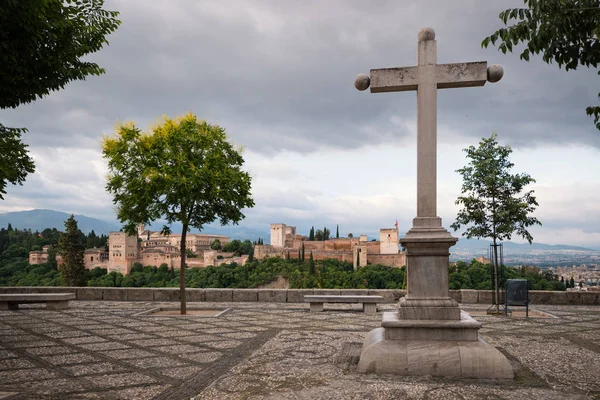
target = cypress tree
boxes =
[309,226,314,241]
[336,224,339,238]
[309,251,315,275]
[570,276,575,288]
[301,242,305,262]
[58,215,86,286]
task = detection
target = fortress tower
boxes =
[270,223,286,247]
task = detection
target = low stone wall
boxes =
[0,287,597,305]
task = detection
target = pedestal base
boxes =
[357,312,513,379]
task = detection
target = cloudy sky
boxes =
[1,0,599,247]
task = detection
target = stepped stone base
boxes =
[357,312,514,379]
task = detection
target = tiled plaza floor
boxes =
[0,301,599,399]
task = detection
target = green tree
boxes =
[570,276,575,288]
[210,239,222,250]
[0,0,121,196]
[0,126,35,200]
[450,133,541,313]
[57,215,86,286]
[309,251,316,275]
[47,245,58,270]
[309,226,315,241]
[482,1,600,129]
[315,229,323,241]
[301,242,305,262]
[102,113,254,314]
[348,233,353,238]
[336,224,339,239]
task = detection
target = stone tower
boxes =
[270,223,286,247]
[379,228,399,254]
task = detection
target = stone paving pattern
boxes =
[0,301,598,399]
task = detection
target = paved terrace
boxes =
[0,301,599,399]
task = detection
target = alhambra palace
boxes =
[29,223,406,274]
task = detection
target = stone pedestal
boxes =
[357,220,514,379]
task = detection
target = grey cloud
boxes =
[4,0,595,156]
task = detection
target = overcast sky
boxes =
[1,0,599,247]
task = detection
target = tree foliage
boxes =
[57,215,86,286]
[0,0,120,199]
[0,0,121,109]
[102,113,254,313]
[0,125,35,200]
[451,133,541,244]
[482,1,600,129]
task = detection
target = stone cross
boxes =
[355,27,503,225]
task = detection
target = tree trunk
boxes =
[493,237,500,314]
[180,224,187,315]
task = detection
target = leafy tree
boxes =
[309,252,316,275]
[57,215,86,286]
[0,126,35,200]
[348,233,353,238]
[0,0,121,196]
[451,133,541,312]
[211,239,222,250]
[315,229,323,241]
[46,245,58,270]
[102,113,254,314]
[482,1,600,129]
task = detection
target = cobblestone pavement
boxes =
[0,301,599,399]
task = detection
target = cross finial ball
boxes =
[354,73,370,91]
[418,27,435,41]
[487,64,504,83]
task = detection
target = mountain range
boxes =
[0,209,269,241]
[0,209,598,251]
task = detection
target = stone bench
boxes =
[0,293,75,310]
[304,295,383,313]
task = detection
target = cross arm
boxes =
[368,61,489,93]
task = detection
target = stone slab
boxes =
[340,289,369,296]
[186,289,205,302]
[205,289,232,302]
[304,295,383,303]
[0,293,75,301]
[449,290,461,303]
[286,289,313,303]
[566,291,581,305]
[127,288,154,302]
[153,289,180,302]
[232,289,257,302]
[580,292,599,305]
[460,289,478,304]
[313,289,341,296]
[102,288,127,301]
[76,288,103,301]
[258,290,286,302]
[529,290,552,304]
[550,291,567,305]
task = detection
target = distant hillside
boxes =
[0,209,120,235]
[451,237,597,252]
[0,209,270,241]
